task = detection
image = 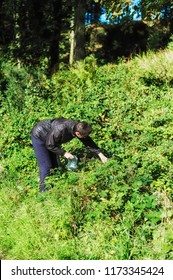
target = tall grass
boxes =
[0,49,173,259]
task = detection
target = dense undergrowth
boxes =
[0,49,173,260]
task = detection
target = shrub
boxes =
[1,49,173,259]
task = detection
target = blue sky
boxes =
[99,0,141,23]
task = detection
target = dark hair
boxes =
[74,121,92,137]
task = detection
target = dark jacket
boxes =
[31,117,101,156]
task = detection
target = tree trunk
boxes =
[48,0,62,73]
[74,0,86,62]
[69,13,75,66]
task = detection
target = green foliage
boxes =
[1,49,173,260]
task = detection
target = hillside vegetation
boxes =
[0,48,173,260]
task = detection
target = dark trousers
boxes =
[31,135,60,191]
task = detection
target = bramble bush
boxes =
[0,50,173,259]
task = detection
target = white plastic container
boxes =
[66,155,78,171]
